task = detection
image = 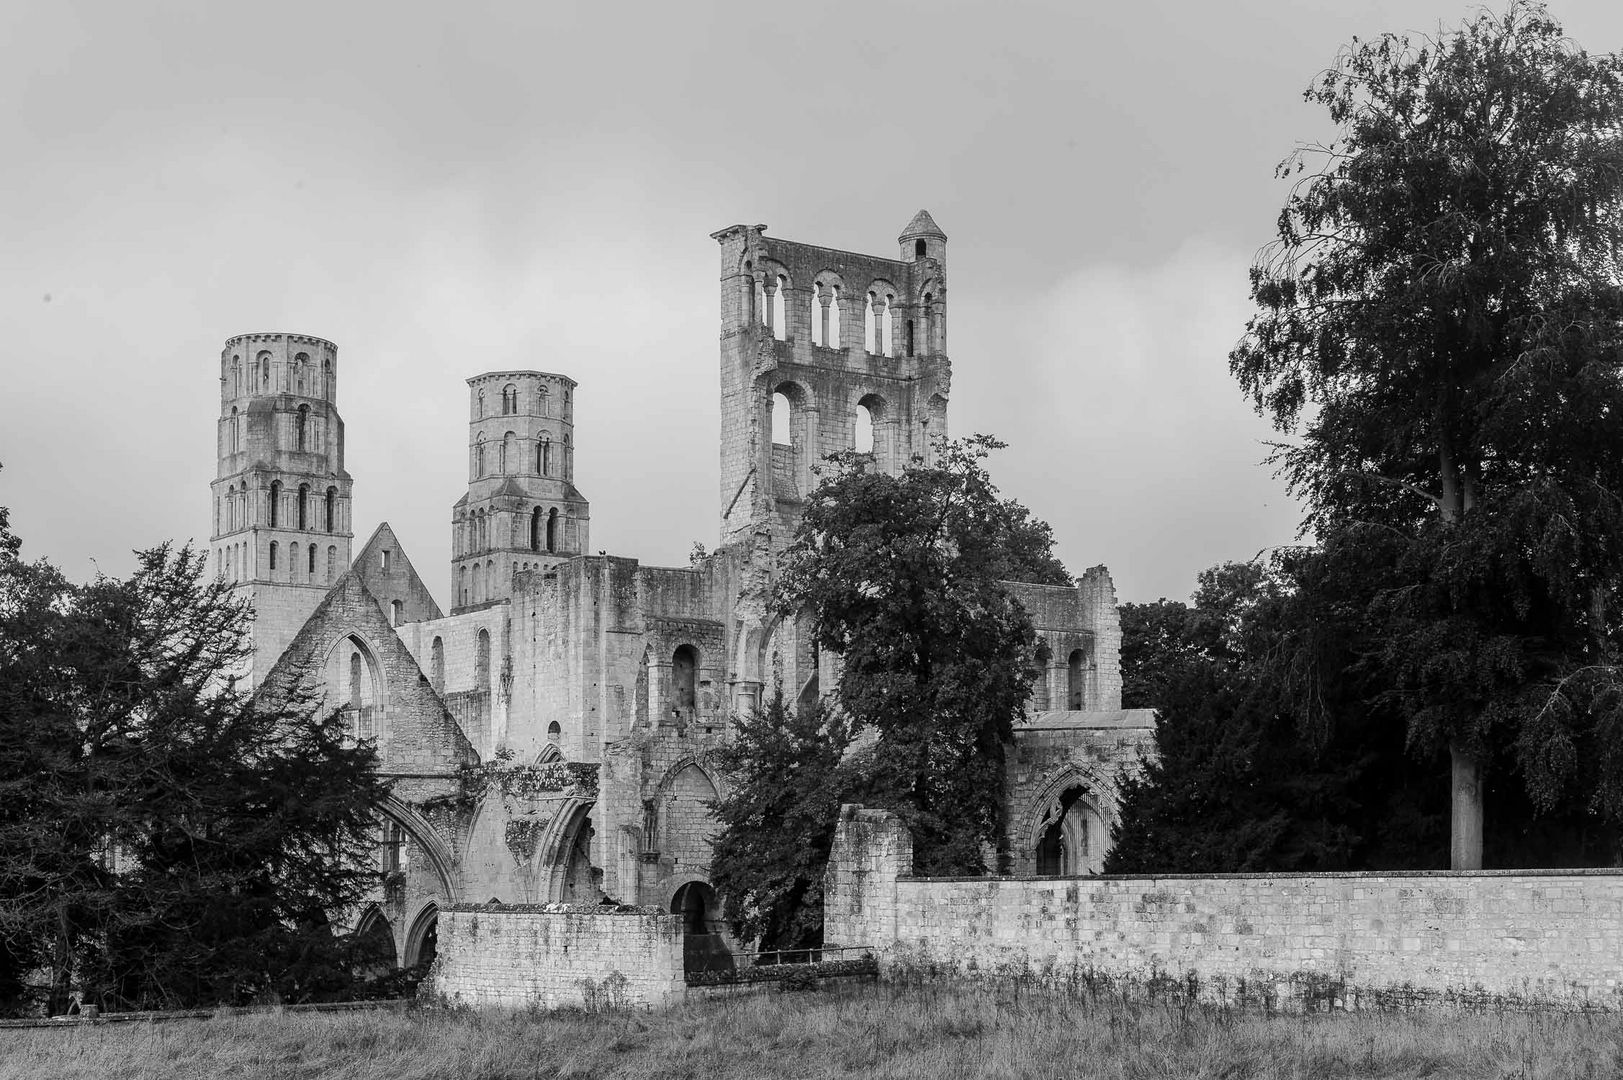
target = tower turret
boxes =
[211,332,355,686]
[451,371,590,611]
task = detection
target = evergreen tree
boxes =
[1230,2,1623,867]
[0,519,388,1014]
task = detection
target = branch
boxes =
[1334,470,1444,511]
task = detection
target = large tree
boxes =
[773,435,1070,875]
[0,526,389,1013]
[1231,2,1623,868]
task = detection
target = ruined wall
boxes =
[431,904,685,1010]
[825,806,1623,1010]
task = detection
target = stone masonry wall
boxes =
[825,806,1623,1010]
[431,904,685,1010]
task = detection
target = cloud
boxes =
[952,240,1305,603]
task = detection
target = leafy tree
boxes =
[774,434,1069,875]
[1230,2,1623,868]
[0,529,389,1013]
[708,690,871,951]
[1109,557,1448,873]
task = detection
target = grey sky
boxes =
[6,1,1621,604]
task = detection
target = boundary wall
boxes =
[824,805,1623,1010]
[431,904,684,1010]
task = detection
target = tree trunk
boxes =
[1450,742,1484,870]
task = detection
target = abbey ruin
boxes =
[211,212,1154,977]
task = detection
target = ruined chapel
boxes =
[207,212,1155,971]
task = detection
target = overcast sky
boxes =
[5,1,1621,605]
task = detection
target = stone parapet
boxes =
[825,806,1623,1011]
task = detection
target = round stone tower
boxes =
[211,332,355,686]
[451,371,590,612]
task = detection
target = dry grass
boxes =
[2,982,1620,1079]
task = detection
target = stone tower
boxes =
[711,211,951,548]
[450,371,590,612]
[211,332,354,686]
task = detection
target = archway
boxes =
[404,903,438,969]
[670,880,733,974]
[352,907,398,981]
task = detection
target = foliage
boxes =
[1229,1,1623,859]
[709,689,871,951]
[0,520,389,1014]
[774,435,1068,875]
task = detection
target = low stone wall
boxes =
[430,904,685,1010]
[824,805,1623,1010]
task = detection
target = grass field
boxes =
[2,981,1620,1079]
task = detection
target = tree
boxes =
[708,690,871,952]
[1109,557,1450,873]
[774,435,1070,875]
[1231,2,1623,868]
[0,533,389,1013]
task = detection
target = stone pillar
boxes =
[824,804,912,950]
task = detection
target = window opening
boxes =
[771,392,791,445]
[269,480,281,527]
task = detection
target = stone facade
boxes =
[825,806,1623,1011]
[431,905,685,1010]
[226,212,1144,987]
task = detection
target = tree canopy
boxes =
[1230,1,1623,868]
[0,498,389,1014]
[772,434,1069,875]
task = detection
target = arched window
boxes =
[297,404,309,450]
[258,351,271,389]
[472,562,484,603]
[547,720,561,743]
[828,285,841,347]
[502,384,517,415]
[430,637,444,690]
[1035,786,1094,875]
[294,352,309,394]
[289,543,300,581]
[269,480,281,527]
[231,356,241,398]
[298,484,309,530]
[538,386,549,416]
[922,291,935,355]
[915,238,927,259]
[475,435,486,478]
[269,540,279,571]
[672,644,698,715]
[537,437,550,475]
[881,293,894,356]
[530,506,542,552]
[906,319,915,356]
[502,431,516,474]
[307,544,316,576]
[771,391,791,445]
[1068,648,1086,710]
[391,600,404,626]
[865,292,878,354]
[326,487,336,532]
[770,275,787,341]
[327,545,336,582]
[562,435,571,479]
[458,565,469,607]
[546,507,559,553]
[810,287,824,347]
[854,401,875,454]
[322,357,333,397]
[563,389,571,417]
[477,388,487,418]
[230,406,239,453]
[476,629,491,684]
